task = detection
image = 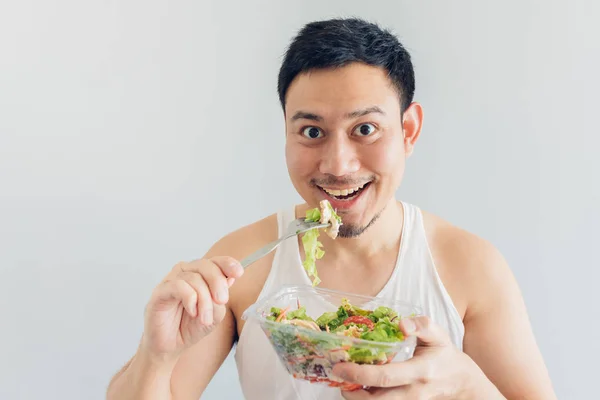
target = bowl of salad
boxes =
[242,285,422,391]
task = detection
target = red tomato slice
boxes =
[343,316,374,330]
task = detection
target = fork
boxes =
[240,218,330,268]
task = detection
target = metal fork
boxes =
[240,218,330,268]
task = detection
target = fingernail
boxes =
[231,260,243,272]
[234,264,244,276]
[217,288,228,303]
[203,309,213,325]
[403,318,416,333]
[227,278,235,287]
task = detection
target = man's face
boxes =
[284,62,421,237]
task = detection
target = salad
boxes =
[263,298,410,390]
[301,200,342,286]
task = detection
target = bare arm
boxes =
[169,308,237,399]
[460,237,556,399]
[106,272,237,400]
[106,215,276,400]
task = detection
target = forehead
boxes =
[284,63,401,119]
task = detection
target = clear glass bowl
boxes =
[242,285,422,391]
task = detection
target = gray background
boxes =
[0,1,597,399]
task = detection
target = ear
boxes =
[401,102,424,157]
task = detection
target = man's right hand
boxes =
[140,256,244,364]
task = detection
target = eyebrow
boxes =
[291,111,323,122]
[290,106,385,122]
[345,106,386,119]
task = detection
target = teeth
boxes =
[321,183,367,197]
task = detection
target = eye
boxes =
[302,126,324,139]
[353,123,377,137]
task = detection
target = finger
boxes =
[163,261,188,282]
[210,256,244,278]
[398,316,451,347]
[180,257,243,280]
[179,272,214,325]
[153,279,197,318]
[333,361,421,388]
[194,261,230,305]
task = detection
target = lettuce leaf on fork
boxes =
[301,200,342,286]
[301,228,325,286]
[305,207,322,222]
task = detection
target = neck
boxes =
[296,198,404,259]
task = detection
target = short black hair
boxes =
[277,18,415,113]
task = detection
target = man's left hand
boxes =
[331,316,503,399]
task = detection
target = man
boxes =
[107,18,556,400]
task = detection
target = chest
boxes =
[308,259,398,298]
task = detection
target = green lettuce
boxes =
[301,227,324,286]
[266,306,283,321]
[286,306,315,322]
[305,208,321,222]
[269,327,310,357]
[360,317,405,342]
[315,311,338,329]
[327,318,345,331]
[347,346,388,363]
[370,306,398,322]
[306,334,346,351]
[340,298,371,317]
[300,203,342,286]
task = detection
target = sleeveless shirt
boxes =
[234,202,464,400]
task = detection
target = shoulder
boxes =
[204,210,281,320]
[205,212,279,260]
[420,208,514,319]
[419,207,555,398]
[421,209,506,272]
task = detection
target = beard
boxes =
[337,205,385,238]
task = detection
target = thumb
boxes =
[399,316,451,347]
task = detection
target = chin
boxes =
[337,216,379,238]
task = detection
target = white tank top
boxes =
[234,202,464,400]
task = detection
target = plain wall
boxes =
[1,1,597,399]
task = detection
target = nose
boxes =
[318,134,360,177]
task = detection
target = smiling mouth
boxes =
[316,182,372,201]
